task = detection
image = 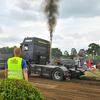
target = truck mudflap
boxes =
[59,66,72,78]
[63,71,71,81]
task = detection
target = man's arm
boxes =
[23,68,28,81]
[22,59,28,81]
[5,68,8,78]
[5,61,8,78]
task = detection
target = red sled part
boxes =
[85,68,96,70]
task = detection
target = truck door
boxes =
[21,44,28,60]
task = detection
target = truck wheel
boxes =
[52,68,64,81]
[26,64,31,76]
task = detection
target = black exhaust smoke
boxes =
[42,0,60,39]
[42,0,60,61]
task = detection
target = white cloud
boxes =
[0,26,3,33]
[52,16,100,53]
[59,0,100,18]
[0,0,100,54]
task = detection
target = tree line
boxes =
[0,43,100,60]
[51,43,100,59]
[0,46,17,56]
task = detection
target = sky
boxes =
[0,0,100,54]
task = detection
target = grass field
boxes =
[84,69,100,78]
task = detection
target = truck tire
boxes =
[52,68,64,81]
[26,64,31,76]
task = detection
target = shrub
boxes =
[0,78,44,100]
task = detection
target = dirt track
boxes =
[0,70,100,100]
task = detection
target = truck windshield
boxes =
[22,45,28,51]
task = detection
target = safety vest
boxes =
[7,57,23,79]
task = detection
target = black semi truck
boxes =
[20,37,84,81]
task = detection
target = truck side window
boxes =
[22,45,28,51]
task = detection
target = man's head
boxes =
[14,48,21,57]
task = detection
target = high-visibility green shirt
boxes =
[7,57,23,79]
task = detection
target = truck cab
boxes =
[20,37,50,65]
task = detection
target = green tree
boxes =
[10,46,17,55]
[0,47,6,54]
[78,49,87,57]
[0,46,17,55]
[71,48,77,57]
[51,48,62,59]
[63,50,69,59]
[5,46,10,54]
[86,43,100,55]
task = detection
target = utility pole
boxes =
[93,50,94,60]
